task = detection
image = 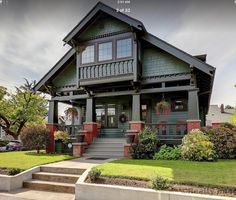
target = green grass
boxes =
[0,151,77,170]
[96,159,236,188]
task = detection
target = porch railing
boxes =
[58,125,83,139]
[79,59,134,80]
[145,122,187,142]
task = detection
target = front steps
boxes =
[99,128,125,138]
[83,138,125,158]
[23,166,86,194]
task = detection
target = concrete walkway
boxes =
[0,157,114,200]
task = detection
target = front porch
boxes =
[49,89,201,148]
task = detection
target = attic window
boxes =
[98,42,112,61]
[81,45,95,64]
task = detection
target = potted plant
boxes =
[155,100,170,115]
[125,134,135,144]
[54,131,69,153]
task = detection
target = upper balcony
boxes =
[78,58,134,86]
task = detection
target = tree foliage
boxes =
[0,79,47,139]
[20,124,50,153]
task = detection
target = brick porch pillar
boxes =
[187,120,201,133]
[46,123,58,153]
[72,142,87,157]
[83,123,98,144]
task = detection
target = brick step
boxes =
[40,166,86,175]
[32,172,80,184]
[23,179,75,194]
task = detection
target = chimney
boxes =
[220,104,224,113]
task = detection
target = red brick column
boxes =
[129,121,145,130]
[83,122,98,144]
[72,142,87,157]
[124,121,145,158]
[186,120,201,133]
[46,123,58,153]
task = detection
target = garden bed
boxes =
[86,176,236,197]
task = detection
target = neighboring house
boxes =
[206,104,235,126]
[0,127,5,139]
[0,127,14,141]
[34,2,215,152]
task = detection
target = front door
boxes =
[96,104,118,128]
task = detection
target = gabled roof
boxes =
[34,48,76,92]
[63,1,146,44]
[142,33,215,76]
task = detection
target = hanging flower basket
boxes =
[155,100,171,115]
[64,107,78,119]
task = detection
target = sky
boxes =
[0,0,236,107]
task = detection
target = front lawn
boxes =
[0,151,77,170]
[96,159,236,188]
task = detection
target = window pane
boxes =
[117,38,132,58]
[99,42,112,61]
[82,45,94,64]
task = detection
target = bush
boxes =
[7,168,23,176]
[131,127,157,159]
[220,122,235,130]
[203,127,236,159]
[181,131,216,161]
[0,139,8,147]
[87,168,101,182]
[54,131,69,144]
[149,175,170,190]
[153,145,181,160]
[20,125,50,154]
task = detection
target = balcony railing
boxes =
[145,122,187,143]
[58,125,83,139]
[79,59,134,82]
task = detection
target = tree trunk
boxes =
[37,147,40,154]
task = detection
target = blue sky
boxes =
[0,0,236,107]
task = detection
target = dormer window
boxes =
[116,38,132,58]
[98,42,112,61]
[81,45,95,64]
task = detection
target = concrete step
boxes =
[32,172,80,184]
[91,143,124,148]
[23,179,75,194]
[83,151,123,157]
[40,166,86,175]
[93,138,125,142]
[88,146,123,151]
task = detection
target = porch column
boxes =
[84,97,97,143]
[48,100,58,124]
[46,100,58,153]
[187,89,201,132]
[188,89,199,120]
[132,94,141,121]
[85,97,94,122]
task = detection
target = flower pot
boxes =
[76,134,85,143]
[126,134,135,144]
[55,140,63,153]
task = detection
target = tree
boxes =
[0,79,47,139]
[0,86,7,100]
[20,124,50,153]
[231,112,236,125]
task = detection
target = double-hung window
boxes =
[81,45,95,64]
[98,42,112,61]
[116,38,132,58]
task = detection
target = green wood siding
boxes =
[142,48,190,77]
[79,17,130,41]
[52,62,76,87]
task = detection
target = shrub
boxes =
[153,145,181,160]
[203,127,236,159]
[87,168,101,182]
[0,139,8,147]
[220,122,235,130]
[20,125,50,154]
[54,131,69,144]
[149,175,170,190]
[131,127,157,159]
[181,131,216,161]
[7,168,23,176]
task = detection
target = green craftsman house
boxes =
[35,2,215,157]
